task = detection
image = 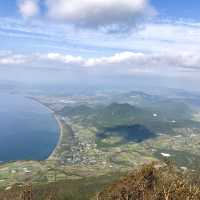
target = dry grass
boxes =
[98,162,200,200]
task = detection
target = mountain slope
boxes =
[98,163,200,200]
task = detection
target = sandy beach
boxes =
[47,114,64,160]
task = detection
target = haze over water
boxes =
[0,93,59,162]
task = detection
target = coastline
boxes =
[48,114,64,160]
[0,95,62,165]
[27,96,63,161]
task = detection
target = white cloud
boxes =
[85,52,146,67]
[45,0,156,29]
[18,0,156,30]
[1,51,200,77]
[0,54,28,65]
[19,0,39,18]
[42,53,84,65]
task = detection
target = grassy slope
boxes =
[0,172,124,200]
[98,162,200,200]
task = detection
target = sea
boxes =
[0,93,59,162]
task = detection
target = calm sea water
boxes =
[0,93,59,162]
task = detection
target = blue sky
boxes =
[0,0,200,91]
[152,0,200,20]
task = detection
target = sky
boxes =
[0,0,200,92]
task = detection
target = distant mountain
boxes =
[94,103,146,125]
[58,103,144,118]
[109,91,164,107]
[58,103,151,128]
[58,104,93,117]
[58,100,196,134]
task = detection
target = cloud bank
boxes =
[18,0,156,30]
[1,51,200,77]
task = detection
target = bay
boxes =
[0,93,59,162]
